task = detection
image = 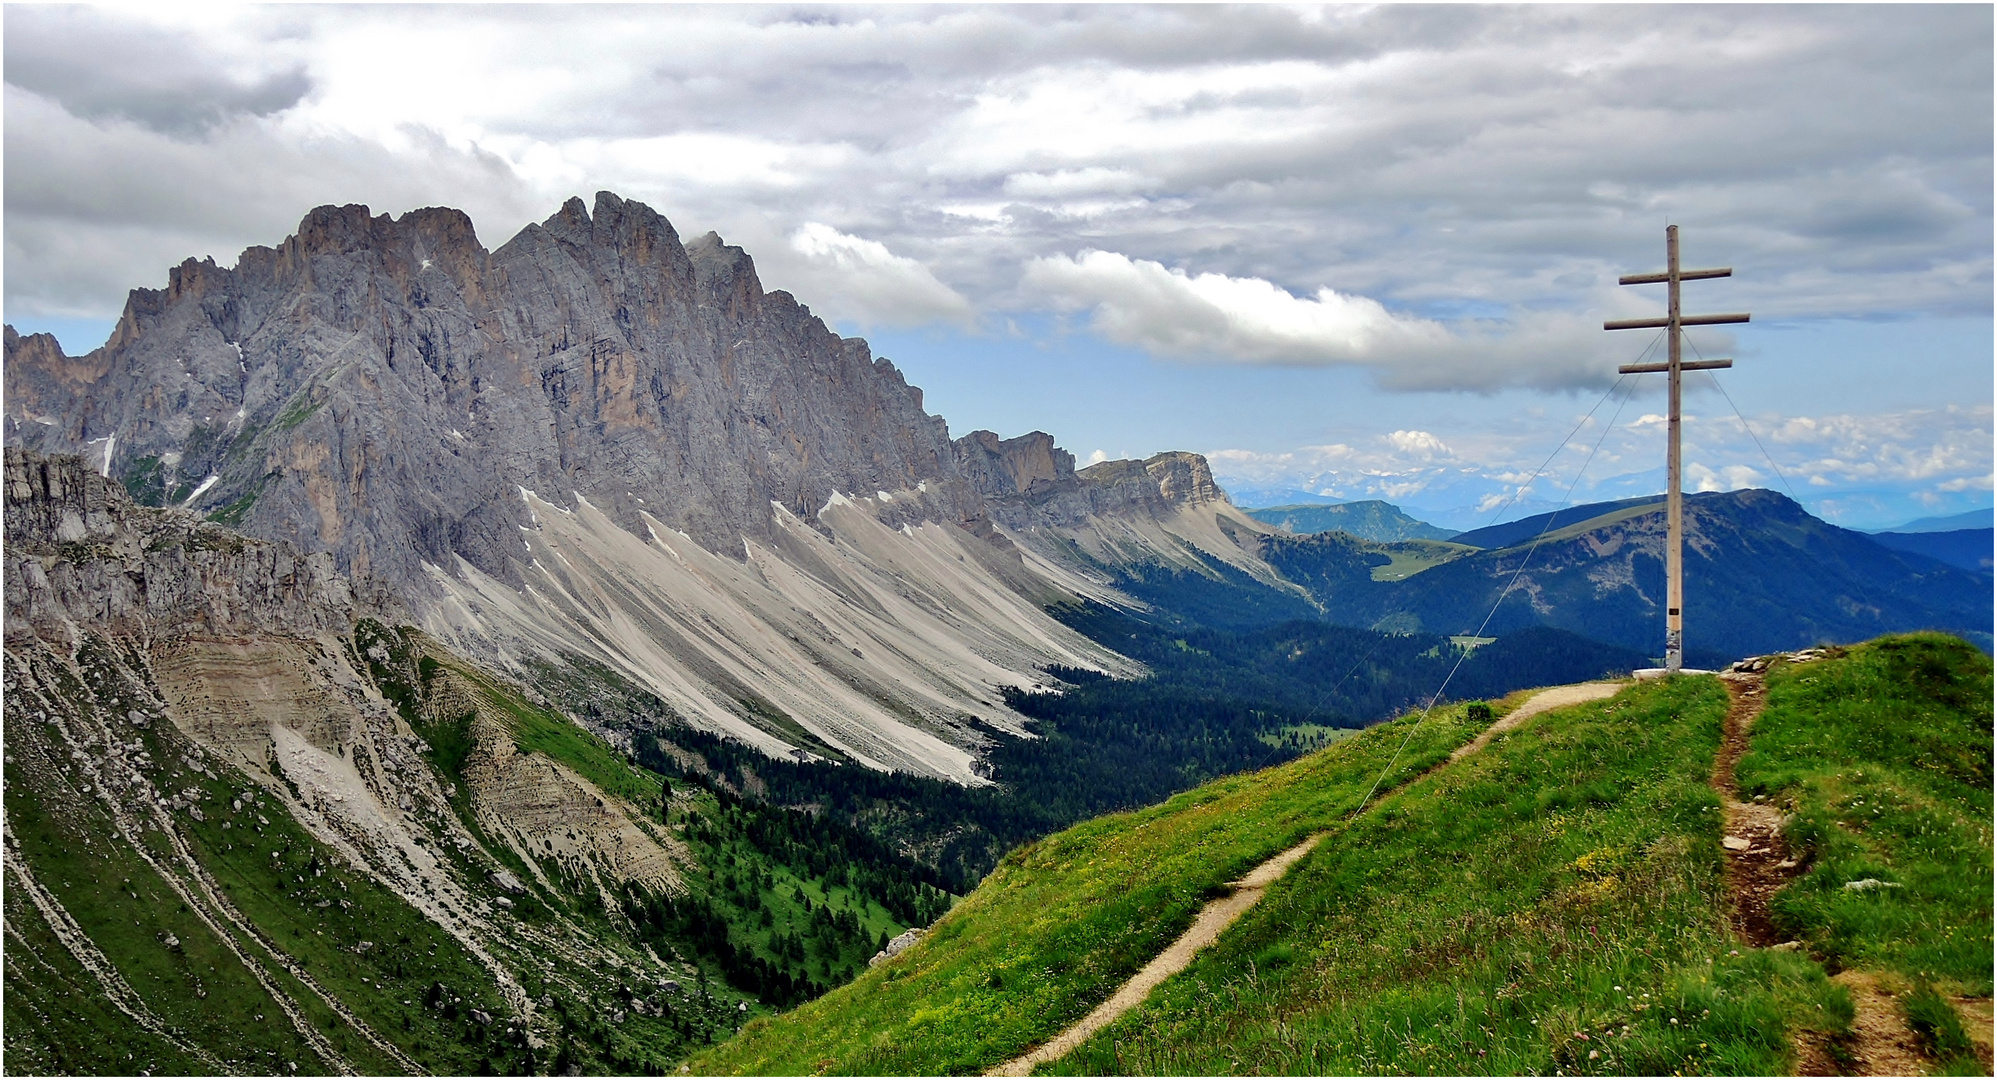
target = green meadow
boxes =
[697,633,1992,1076]
[695,692,1513,1075]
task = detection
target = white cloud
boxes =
[1686,463,1765,493]
[784,223,973,327]
[7,3,1989,345]
[1024,249,1447,361]
[1751,405,1994,488]
[1002,167,1156,198]
[1022,248,1617,389]
[2,0,1987,550]
[1208,402,1992,529]
[1385,430,1453,459]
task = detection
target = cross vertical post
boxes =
[1605,226,1748,672]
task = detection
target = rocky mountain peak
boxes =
[1141,451,1229,508]
[953,430,1078,501]
[5,193,1130,777]
[685,229,765,301]
[1068,449,1230,514]
[5,191,981,582]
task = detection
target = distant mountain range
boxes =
[1244,500,1460,542]
[1252,488,1990,659]
[1875,508,1993,534]
[1217,484,1344,508]
[1449,494,1666,549]
[1867,528,1993,572]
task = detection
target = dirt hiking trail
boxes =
[1713,668,1798,946]
[988,680,1624,1077]
[1450,681,1623,763]
[986,833,1323,1076]
[1719,655,1994,1077]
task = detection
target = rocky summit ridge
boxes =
[5,193,975,584]
[3,192,1261,780]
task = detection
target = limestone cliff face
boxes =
[948,432,1291,601]
[953,430,1079,503]
[3,447,366,649]
[1078,451,1231,516]
[953,431,1232,530]
[3,192,979,594]
[3,195,1128,779]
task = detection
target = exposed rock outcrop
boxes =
[951,434,1294,600]
[4,447,368,649]
[4,193,977,591]
[4,195,1132,779]
[6,447,680,877]
[954,430,1079,503]
[953,432,1232,530]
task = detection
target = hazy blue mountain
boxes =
[1245,500,1460,542]
[1222,484,1344,508]
[1257,489,1991,660]
[1877,508,1994,534]
[1868,528,1994,572]
[1397,497,1573,535]
[1450,495,1665,550]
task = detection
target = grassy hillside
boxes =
[1045,672,1827,1075]
[1449,495,1665,550]
[696,633,1992,1076]
[2,621,954,1074]
[1740,633,1992,1072]
[3,637,533,1075]
[694,691,1525,1075]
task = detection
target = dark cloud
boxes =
[3,4,1989,381]
[4,7,310,137]
[3,89,539,317]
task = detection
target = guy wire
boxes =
[1348,370,1643,818]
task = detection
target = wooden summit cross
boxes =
[1605,226,1749,673]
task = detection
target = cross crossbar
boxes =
[1604,312,1749,331]
[1619,359,1732,374]
[1619,267,1731,285]
[1604,225,1748,674]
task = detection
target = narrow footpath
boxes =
[1716,657,1962,1077]
[989,680,1625,1077]
[1712,666,1795,947]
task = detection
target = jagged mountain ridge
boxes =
[6,193,1221,781]
[951,428,1300,604]
[5,194,978,572]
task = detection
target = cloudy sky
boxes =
[5,4,1990,529]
